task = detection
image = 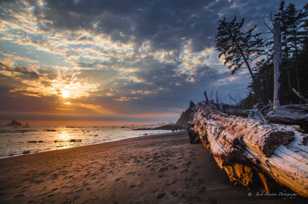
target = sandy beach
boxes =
[0,132,303,204]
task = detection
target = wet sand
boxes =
[0,132,302,204]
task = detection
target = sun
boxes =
[50,72,99,101]
[60,88,71,99]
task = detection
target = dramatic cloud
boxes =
[0,0,306,124]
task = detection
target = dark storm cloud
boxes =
[42,0,219,50]
[42,0,306,50]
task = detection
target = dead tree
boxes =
[192,104,308,197]
[273,19,282,110]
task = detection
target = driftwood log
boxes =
[267,104,308,132]
[192,103,308,197]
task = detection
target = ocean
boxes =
[0,126,172,159]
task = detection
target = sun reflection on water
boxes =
[55,128,74,149]
[57,129,71,141]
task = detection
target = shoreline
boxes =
[0,132,300,203]
[0,131,182,160]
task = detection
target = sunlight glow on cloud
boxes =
[0,62,99,100]
[176,40,216,82]
[58,101,113,115]
[13,71,99,99]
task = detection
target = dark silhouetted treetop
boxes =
[216,17,264,79]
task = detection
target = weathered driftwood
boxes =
[192,103,308,197]
[292,88,308,104]
[267,104,308,132]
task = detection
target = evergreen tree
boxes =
[216,17,265,102]
[270,2,308,93]
[216,17,264,79]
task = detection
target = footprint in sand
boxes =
[180,169,188,174]
[185,161,192,166]
[171,191,178,197]
[198,186,206,193]
[127,171,136,176]
[73,194,80,200]
[166,179,177,186]
[51,187,58,192]
[156,192,166,199]
[172,165,178,170]
[47,193,54,198]
[75,187,83,192]
[197,178,204,185]
[115,177,122,182]
[158,166,168,172]
[66,175,74,180]
[50,173,58,180]
[14,193,24,198]
[129,184,136,188]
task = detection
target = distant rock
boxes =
[5,120,30,128]
[44,129,57,132]
[155,124,183,131]
[54,139,82,143]
[6,120,23,127]
[70,139,82,142]
[133,124,183,131]
[28,140,44,143]
[54,140,64,143]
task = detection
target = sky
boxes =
[0,0,306,126]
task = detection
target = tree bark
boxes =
[273,20,282,110]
